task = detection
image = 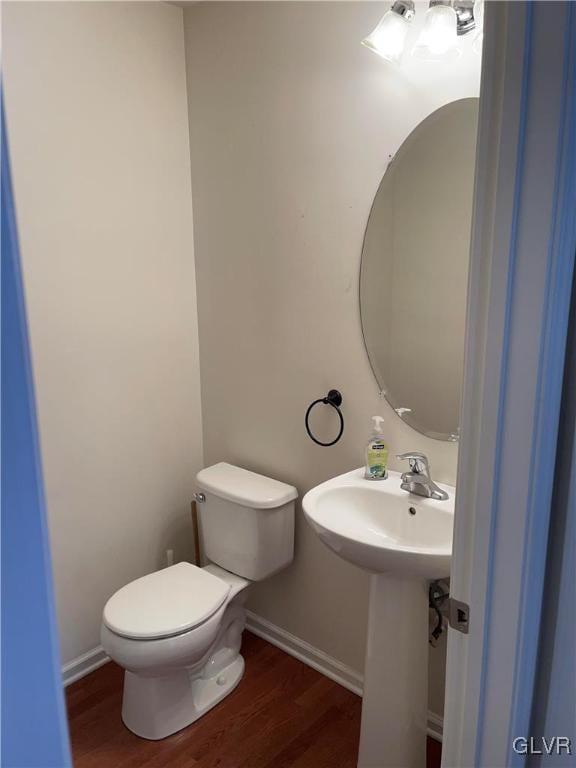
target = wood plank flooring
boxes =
[66,631,441,768]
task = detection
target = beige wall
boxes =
[3,1,203,665]
[184,1,480,717]
[3,0,478,719]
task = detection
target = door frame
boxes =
[442,2,576,766]
[1,94,72,767]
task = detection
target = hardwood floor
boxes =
[66,632,441,768]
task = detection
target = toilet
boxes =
[100,462,297,740]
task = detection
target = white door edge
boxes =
[443,3,576,766]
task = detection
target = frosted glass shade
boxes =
[362,10,411,64]
[474,0,484,29]
[473,0,484,54]
[412,4,459,61]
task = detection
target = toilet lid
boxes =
[103,562,230,640]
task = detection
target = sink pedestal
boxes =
[358,574,429,768]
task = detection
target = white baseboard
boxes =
[427,710,444,743]
[245,609,364,696]
[62,645,110,687]
[245,610,443,742]
[61,613,443,743]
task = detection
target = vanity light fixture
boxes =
[362,0,480,65]
[361,0,415,64]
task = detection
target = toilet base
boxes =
[122,654,245,740]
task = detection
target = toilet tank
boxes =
[195,463,297,581]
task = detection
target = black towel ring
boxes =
[305,390,344,447]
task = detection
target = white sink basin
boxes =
[303,468,454,580]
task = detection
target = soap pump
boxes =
[365,416,389,480]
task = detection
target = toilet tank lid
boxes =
[196,463,298,509]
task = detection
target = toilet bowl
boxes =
[101,563,249,740]
[101,463,297,740]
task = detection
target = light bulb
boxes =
[362,2,415,64]
[413,2,460,61]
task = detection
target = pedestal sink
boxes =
[303,468,454,768]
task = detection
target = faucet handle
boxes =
[396,452,430,475]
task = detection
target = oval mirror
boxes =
[360,98,479,441]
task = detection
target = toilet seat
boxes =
[103,562,230,640]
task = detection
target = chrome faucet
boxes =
[396,452,449,501]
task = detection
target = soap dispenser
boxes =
[365,416,389,480]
